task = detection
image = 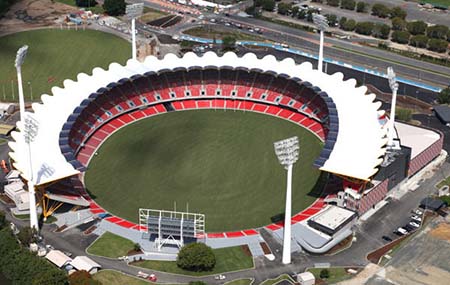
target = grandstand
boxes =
[8,52,444,254]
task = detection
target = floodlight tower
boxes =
[273,136,299,265]
[313,14,329,73]
[126,3,144,60]
[387,67,399,149]
[15,45,39,231]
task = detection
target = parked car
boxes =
[382,235,393,242]
[411,215,422,222]
[394,227,408,236]
[215,274,226,280]
[412,209,423,215]
[409,221,420,228]
[404,224,416,231]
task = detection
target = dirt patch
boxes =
[241,244,252,257]
[0,0,77,36]
[429,223,450,241]
[260,242,271,255]
[326,235,353,255]
[127,249,143,256]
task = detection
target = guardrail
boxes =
[179,35,443,93]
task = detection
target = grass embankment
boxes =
[184,26,266,41]
[0,29,129,102]
[259,274,295,285]
[133,246,253,276]
[87,232,135,258]
[308,268,352,284]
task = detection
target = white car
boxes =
[214,274,226,280]
[397,227,408,235]
[413,209,423,215]
[409,221,420,228]
[411,215,422,222]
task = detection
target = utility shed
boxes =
[297,271,315,285]
[433,105,450,125]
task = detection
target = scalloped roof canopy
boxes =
[8,52,387,185]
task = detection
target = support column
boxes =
[318,30,324,72]
[282,164,293,264]
[132,18,136,60]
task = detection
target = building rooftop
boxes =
[395,122,440,159]
[309,205,356,231]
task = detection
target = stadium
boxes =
[7,51,443,255]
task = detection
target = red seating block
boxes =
[182,100,196,109]
[225,231,245,238]
[197,101,211,108]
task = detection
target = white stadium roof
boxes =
[9,52,387,184]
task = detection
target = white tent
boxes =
[70,256,101,274]
[45,250,72,268]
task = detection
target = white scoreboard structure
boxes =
[139,208,205,250]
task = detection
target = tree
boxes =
[427,38,448,53]
[255,0,275,11]
[372,3,390,18]
[0,211,6,230]
[391,17,407,31]
[391,30,410,44]
[390,6,407,19]
[427,25,449,40]
[75,0,97,7]
[340,0,356,10]
[222,36,236,51]
[341,19,356,31]
[438,88,450,104]
[355,21,374,35]
[320,269,330,279]
[372,23,391,39]
[177,243,216,272]
[0,0,17,19]
[339,16,347,29]
[32,270,68,285]
[68,270,101,285]
[277,3,292,15]
[133,242,141,251]
[407,21,427,35]
[356,1,368,13]
[409,35,429,48]
[291,6,299,18]
[17,227,37,246]
[103,0,126,16]
[325,14,338,27]
[326,0,340,7]
[396,108,412,122]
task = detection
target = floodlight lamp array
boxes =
[274,136,300,169]
[23,115,39,144]
[15,45,29,69]
[313,14,329,31]
[387,67,399,92]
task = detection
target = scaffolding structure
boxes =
[139,208,205,250]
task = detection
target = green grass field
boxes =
[0,29,129,102]
[421,0,450,7]
[133,246,253,276]
[87,232,135,258]
[85,110,323,232]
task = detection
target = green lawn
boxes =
[92,269,182,285]
[87,232,135,258]
[420,0,450,7]
[0,138,7,145]
[85,110,323,232]
[0,29,129,102]
[133,246,253,276]
[308,268,351,284]
[436,176,450,189]
[259,274,295,285]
